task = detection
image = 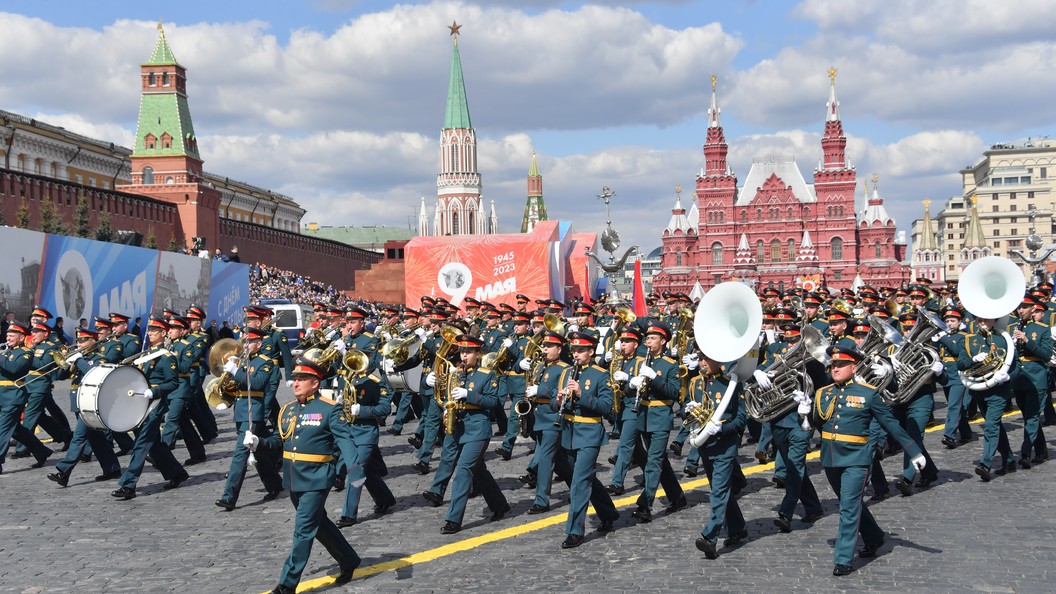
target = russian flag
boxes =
[631,259,646,317]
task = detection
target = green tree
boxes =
[144,227,158,249]
[40,200,68,235]
[94,210,115,242]
[168,233,182,252]
[16,198,29,229]
[74,193,91,238]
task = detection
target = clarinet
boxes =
[555,364,581,427]
[631,353,654,413]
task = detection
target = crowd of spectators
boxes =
[248,262,389,314]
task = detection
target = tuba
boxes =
[883,307,945,405]
[687,282,763,447]
[958,256,1024,390]
[743,325,827,422]
[852,316,901,394]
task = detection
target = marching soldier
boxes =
[437,335,509,534]
[479,307,509,436]
[410,310,447,473]
[0,321,54,473]
[627,322,687,522]
[47,328,122,486]
[495,311,532,461]
[386,308,425,436]
[523,329,568,514]
[336,357,397,527]
[937,307,973,447]
[888,312,942,495]
[965,316,1016,480]
[246,356,361,594]
[1009,294,1053,466]
[808,344,925,576]
[12,322,73,457]
[687,347,748,559]
[553,332,618,547]
[110,316,189,500]
[160,316,208,466]
[185,304,218,444]
[215,326,283,510]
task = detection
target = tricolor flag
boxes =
[631,259,646,317]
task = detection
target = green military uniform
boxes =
[0,331,53,471]
[1007,314,1053,463]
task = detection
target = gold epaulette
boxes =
[554,361,570,368]
[591,364,607,372]
[815,386,828,399]
[363,332,375,338]
[661,356,676,364]
[279,401,296,416]
[367,373,381,382]
[858,381,878,390]
[479,366,493,373]
[1037,322,1050,328]
[319,396,338,405]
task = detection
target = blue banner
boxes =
[38,235,159,342]
[208,260,249,328]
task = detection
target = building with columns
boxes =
[419,24,498,237]
[652,71,909,294]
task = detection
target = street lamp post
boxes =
[1010,208,1055,284]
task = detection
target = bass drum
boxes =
[77,364,152,432]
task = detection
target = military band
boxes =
[7,266,1056,588]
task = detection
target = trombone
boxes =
[16,340,100,387]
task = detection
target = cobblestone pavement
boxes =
[2,382,1054,593]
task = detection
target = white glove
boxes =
[869,363,888,378]
[797,399,812,416]
[604,350,614,362]
[381,332,392,341]
[526,385,538,398]
[65,352,83,365]
[141,388,154,400]
[669,346,678,357]
[414,327,426,339]
[518,358,532,371]
[502,338,514,349]
[702,420,722,438]
[931,331,947,343]
[243,432,259,452]
[684,400,701,414]
[286,380,293,388]
[331,339,347,354]
[215,403,229,411]
[792,390,807,404]
[910,454,927,471]
[682,354,699,370]
[992,369,1011,384]
[381,359,395,373]
[223,358,239,375]
[426,372,437,387]
[639,366,657,380]
[613,370,630,382]
[629,375,645,390]
[451,387,469,401]
[752,369,772,389]
[568,324,579,333]
[345,404,361,417]
[972,352,989,363]
[930,360,944,374]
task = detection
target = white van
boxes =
[268,302,314,352]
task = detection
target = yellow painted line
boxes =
[256,409,1020,593]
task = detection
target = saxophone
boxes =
[516,348,546,438]
[442,363,466,434]
[609,350,625,415]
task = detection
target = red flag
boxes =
[631,259,647,317]
[583,262,592,306]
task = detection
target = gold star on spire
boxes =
[923,198,931,209]
[448,20,462,38]
[828,66,837,85]
[711,75,717,92]
[157,18,164,34]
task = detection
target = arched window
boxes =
[787,207,793,219]
[875,241,882,258]
[451,146,459,171]
[756,240,765,261]
[771,239,782,262]
[707,212,714,224]
[468,211,475,234]
[831,237,843,260]
[756,209,762,221]
[142,166,154,185]
[675,252,683,266]
[451,212,459,235]
[827,206,833,217]
[711,242,723,265]
[788,238,796,259]
[162,72,170,86]
[718,211,725,223]
[740,210,747,223]
[148,72,156,86]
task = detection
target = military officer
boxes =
[553,331,618,548]
[809,344,925,576]
[410,310,448,473]
[386,308,425,436]
[524,329,570,513]
[936,307,973,448]
[688,347,749,560]
[215,326,283,510]
[495,311,532,461]
[959,316,1016,480]
[1009,294,1053,466]
[478,307,510,436]
[107,312,141,453]
[247,357,360,594]
[887,312,942,495]
[627,322,686,522]
[111,316,189,500]
[438,335,509,534]
[184,304,218,444]
[47,328,122,486]
[336,359,397,527]
[12,322,73,457]
[0,321,54,473]
[160,316,208,466]
[803,293,830,336]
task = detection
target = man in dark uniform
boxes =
[1009,294,1053,466]
[12,322,73,457]
[47,328,122,485]
[336,359,397,527]
[111,316,189,500]
[495,311,532,461]
[160,316,208,466]
[185,304,218,444]
[809,344,925,576]
[937,307,973,448]
[215,326,283,510]
[963,316,1016,480]
[0,321,54,473]
[247,357,360,594]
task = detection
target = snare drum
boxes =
[77,364,152,432]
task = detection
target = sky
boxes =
[1,0,1054,257]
